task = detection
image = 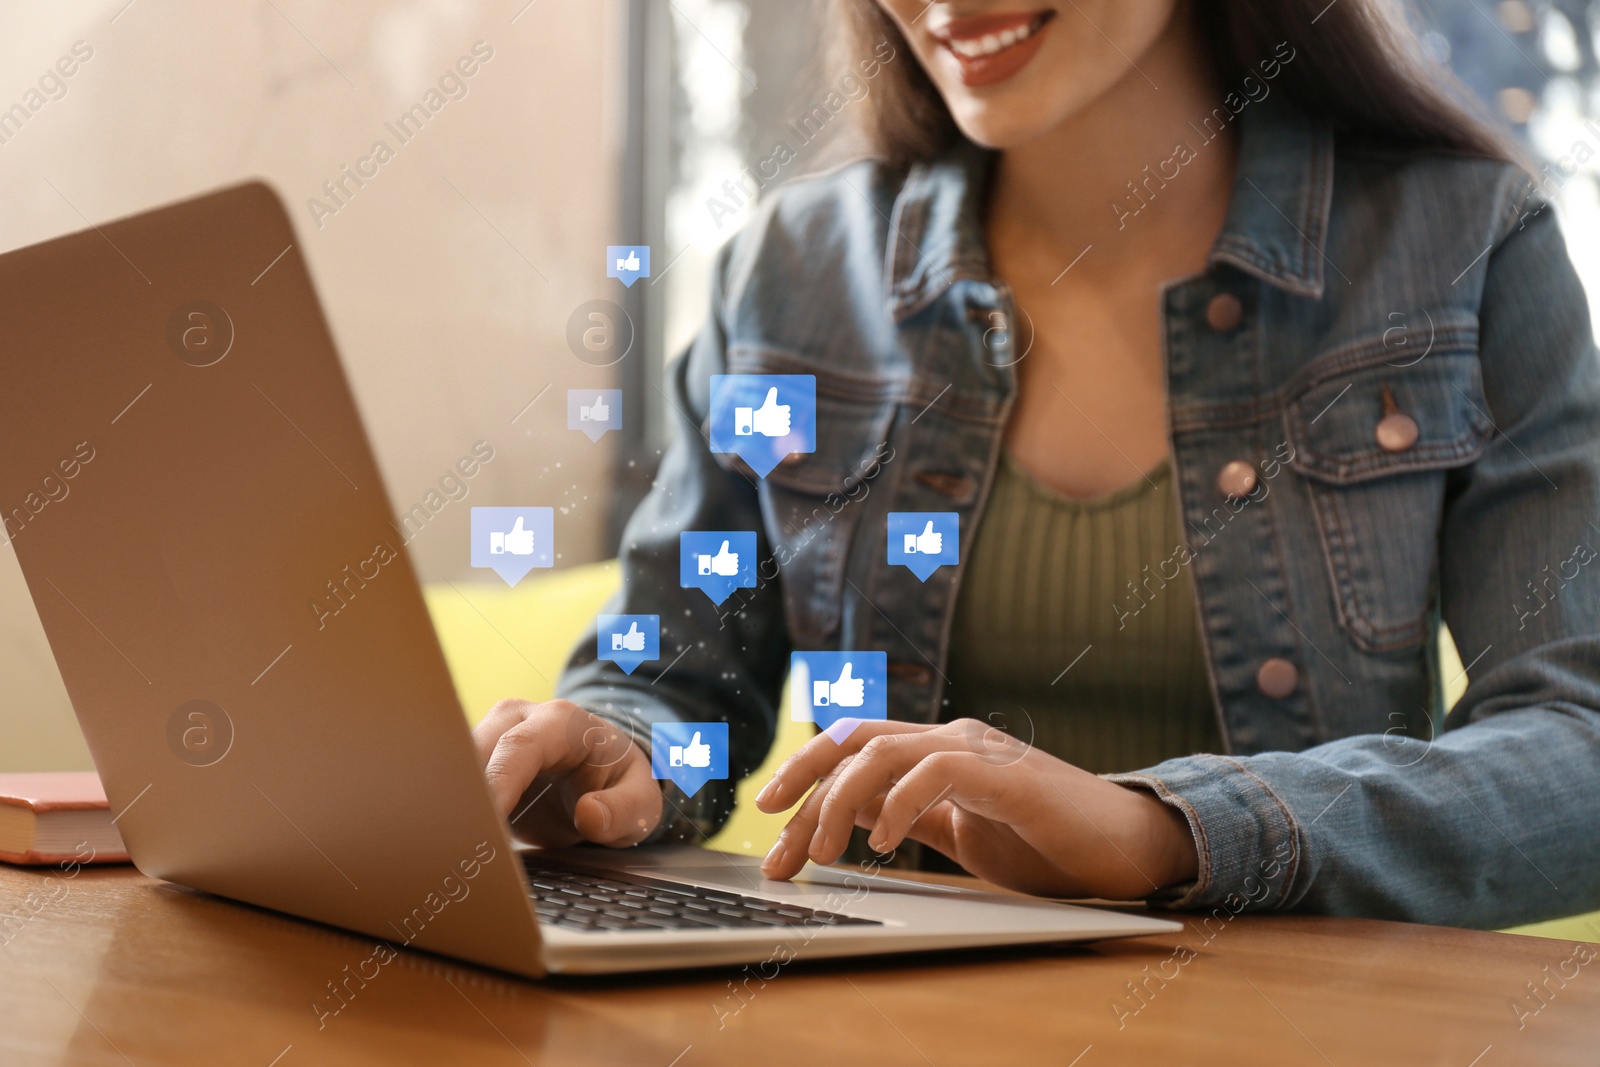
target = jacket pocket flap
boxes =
[1285,341,1492,486]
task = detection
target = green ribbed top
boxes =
[943,453,1223,773]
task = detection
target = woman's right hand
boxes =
[471,698,663,848]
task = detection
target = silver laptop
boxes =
[0,182,1180,977]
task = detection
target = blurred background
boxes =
[3,0,1597,783]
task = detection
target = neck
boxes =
[989,11,1239,271]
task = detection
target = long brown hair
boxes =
[829,0,1520,166]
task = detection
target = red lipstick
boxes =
[932,9,1057,88]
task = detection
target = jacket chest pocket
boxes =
[1284,344,1492,652]
[725,345,900,646]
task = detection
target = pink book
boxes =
[0,772,130,865]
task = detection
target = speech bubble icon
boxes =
[471,507,555,586]
[790,651,888,739]
[708,374,816,478]
[650,721,729,798]
[606,245,650,287]
[886,512,960,582]
[679,530,757,605]
[568,388,622,442]
[596,614,660,675]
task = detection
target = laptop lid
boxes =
[0,182,545,978]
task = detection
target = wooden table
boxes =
[1,864,1595,1066]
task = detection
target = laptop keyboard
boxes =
[522,859,883,934]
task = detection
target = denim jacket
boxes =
[559,95,1600,927]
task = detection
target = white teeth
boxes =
[949,18,1039,58]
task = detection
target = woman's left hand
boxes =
[754,718,1199,899]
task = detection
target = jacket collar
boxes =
[885,93,1335,321]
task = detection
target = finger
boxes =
[837,791,961,864]
[885,796,1072,897]
[836,662,855,682]
[809,730,978,866]
[866,751,1012,854]
[511,516,526,532]
[472,698,534,766]
[754,719,937,813]
[473,698,609,769]
[820,792,956,860]
[888,796,959,858]
[761,386,778,406]
[921,520,934,535]
[718,540,730,554]
[762,763,847,880]
[688,731,701,746]
[573,754,663,846]
[481,704,614,817]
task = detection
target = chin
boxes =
[946,94,1081,150]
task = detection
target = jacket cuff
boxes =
[568,691,735,846]
[1104,754,1302,912]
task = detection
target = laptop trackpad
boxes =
[626,862,967,902]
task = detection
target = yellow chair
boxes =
[424,561,1599,942]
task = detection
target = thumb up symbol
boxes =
[708,540,740,576]
[619,250,640,271]
[751,387,791,437]
[669,731,712,768]
[905,520,943,555]
[580,395,610,422]
[491,516,536,556]
[618,621,645,651]
[813,661,866,708]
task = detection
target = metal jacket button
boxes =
[887,662,933,686]
[1374,385,1418,453]
[1256,658,1299,699]
[914,471,977,501]
[1376,412,1419,452]
[1206,292,1243,332]
[1217,460,1257,498]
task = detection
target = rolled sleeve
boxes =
[1106,755,1301,911]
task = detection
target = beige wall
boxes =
[0,0,625,770]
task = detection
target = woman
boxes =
[474,0,1600,925]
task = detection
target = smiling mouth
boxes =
[935,9,1057,87]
